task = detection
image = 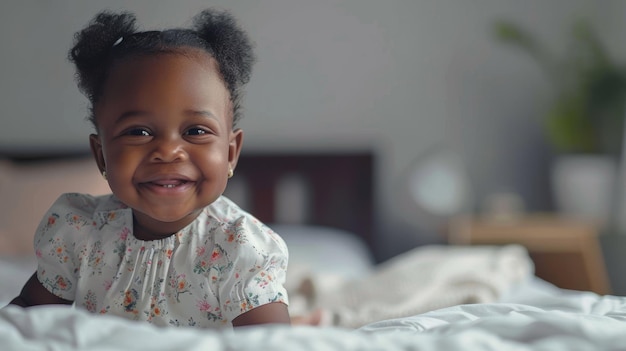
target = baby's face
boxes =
[90,49,243,239]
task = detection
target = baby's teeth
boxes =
[163,184,175,188]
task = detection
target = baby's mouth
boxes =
[148,180,190,188]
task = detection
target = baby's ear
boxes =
[228,129,244,171]
[89,134,106,173]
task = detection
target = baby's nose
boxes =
[150,137,188,162]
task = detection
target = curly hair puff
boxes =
[68,8,255,128]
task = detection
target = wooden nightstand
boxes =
[448,215,611,295]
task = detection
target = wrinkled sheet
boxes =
[2,291,625,351]
[290,244,534,327]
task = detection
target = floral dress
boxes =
[34,193,289,328]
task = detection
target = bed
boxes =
[1,150,625,350]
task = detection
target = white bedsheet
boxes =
[2,245,625,350]
[1,291,625,351]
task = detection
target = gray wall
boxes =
[0,1,616,260]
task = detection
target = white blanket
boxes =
[1,291,626,351]
[289,244,534,327]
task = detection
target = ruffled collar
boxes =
[91,193,211,245]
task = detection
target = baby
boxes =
[9,8,290,328]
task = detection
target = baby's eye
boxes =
[184,128,209,136]
[125,128,151,136]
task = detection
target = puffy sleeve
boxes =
[217,216,289,322]
[34,193,97,301]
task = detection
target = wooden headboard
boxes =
[224,152,376,252]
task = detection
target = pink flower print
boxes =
[35,249,42,258]
[166,249,173,259]
[197,300,211,312]
[119,227,129,241]
[196,246,206,256]
[197,300,222,322]
[48,215,57,226]
[210,249,221,262]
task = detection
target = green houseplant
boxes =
[493,19,626,155]
[493,19,626,226]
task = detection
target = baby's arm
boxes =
[9,272,73,307]
[232,302,291,327]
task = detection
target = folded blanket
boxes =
[289,244,534,328]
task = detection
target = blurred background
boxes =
[2,1,626,291]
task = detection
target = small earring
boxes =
[102,171,107,180]
[227,168,234,178]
